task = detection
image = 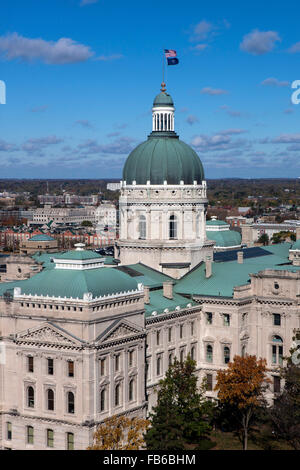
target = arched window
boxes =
[168,353,173,366]
[67,392,75,414]
[224,346,230,364]
[206,345,213,363]
[100,389,105,412]
[139,215,146,240]
[115,384,120,406]
[169,215,177,239]
[272,335,283,365]
[27,386,34,408]
[129,379,134,401]
[47,389,54,411]
[241,345,246,358]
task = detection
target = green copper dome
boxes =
[123,133,205,185]
[153,91,174,107]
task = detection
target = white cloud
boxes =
[261,77,289,87]
[201,87,228,96]
[240,29,281,55]
[0,33,94,64]
[186,115,198,125]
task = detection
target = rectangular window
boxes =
[168,327,172,343]
[27,426,34,445]
[68,361,74,377]
[224,314,230,326]
[6,422,12,440]
[206,374,213,391]
[129,350,134,368]
[47,429,54,448]
[47,358,54,375]
[273,314,281,326]
[206,312,213,325]
[100,358,106,376]
[115,354,120,372]
[274,376,281,394]
[156,330,160,346]
[180,324,184,339]
[191,321,194,336]
[272,345,277,364]
[27,356,34,373]
[66,432,74,450]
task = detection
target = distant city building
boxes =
[31,206,96,226]
[94,203,117,228]
[38,194,100,206]
[242,222,300,246]
[107,182,121,191]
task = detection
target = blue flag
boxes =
[167,57,179,65]
[164,49,179,66]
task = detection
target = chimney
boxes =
[144,285,150,304]
[237,251,244,264]
[205,256,212,278]
[163,281,173,300]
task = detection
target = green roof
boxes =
[153,91,174,107]
[175,243,297,298]
[3,267,138,300]
[206,230,241,248]
[56,250,103,261]
[206,219,228,226]
[123,134,205,185]
[29,234,55,242]
[291,239,300,250]
[145,288,196,317]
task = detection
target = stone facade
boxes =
[0,284,146,450]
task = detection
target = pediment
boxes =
[15,322,84,348]
[95,319,144,345]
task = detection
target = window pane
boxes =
[68,392,75,414]
[67,433,74,450]
[273,314,281,326]
[48,358,54,375]
[7,422,12,440]
[27,426,34,444]
[28,387,34,407]
[206,345,213,363]
[47,429,54,448]
[206,374,213,391]
[68,361,74,377]
[28,356,34,373]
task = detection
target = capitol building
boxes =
[0,84,300,450]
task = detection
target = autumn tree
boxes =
[215,355,270,450]
[88,415,150,450]
[145,355,212,450]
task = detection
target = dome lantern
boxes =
[152,82,175,132]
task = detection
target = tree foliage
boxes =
[145,355,212,450]
[88,415,150,450]
[215,355,270,450]
[267,330,300,450]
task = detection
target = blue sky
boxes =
[0,0,300,179]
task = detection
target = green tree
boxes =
[258,233,269,246]
[81,220,93,227]
[145,355,212,450]
[268,330,300,450]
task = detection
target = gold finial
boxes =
[160,81,166,93]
